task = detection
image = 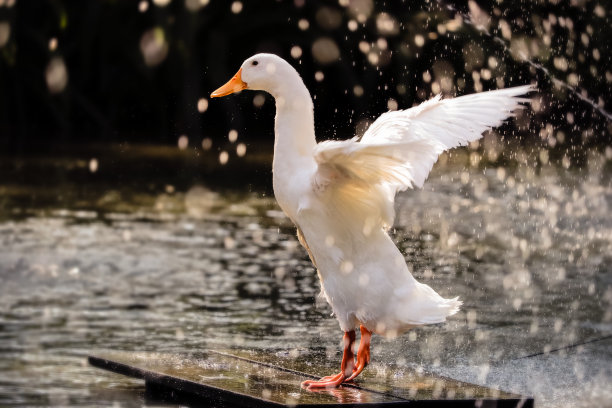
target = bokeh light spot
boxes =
[253,93,266,108]
[414,34,425,47]
[197,98,209,113]
[219,151,229,165]
[48,37,58,51]
[152,0,171,7]
[236,143,246,157]
[0,22,9,48]
[376,12,399,36]
[358,41,370,54]
[140,27,168,67]
[45,57,69,94]
[316,7,342,30]
[186,0,209,11]
[290,45,302,59]
[231,1,242,14]
[178,135,189,150]
[201,137,212,150]
[88,158,99,173]
[353,85,364,97]
[347,0,373,23]
[228,129,238,143]
[312,37,340,65]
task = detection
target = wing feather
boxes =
[362,85,534,150]
[312,85,534,231]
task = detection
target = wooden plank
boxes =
[88,351,533,407]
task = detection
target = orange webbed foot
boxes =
[301,372,346,389]
[346,325,371,382]
[302,326,373,390]
[302,330,356,390]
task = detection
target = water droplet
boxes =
[340,260,353,274]
[140,27,168,66]
[88,158,99,173]
[178,135,189,150]
[228,129,238,143]
[414,34,425,47]
[45,57,68,93]
[297,18,309,30]
[197,98,208,113]
[290,45,302,59]
[48,37,58,51]
[201,137,212,150]
[230,1,242,14]
[236,143,246,157]
[219,151,229,165]
[311,37,340,65]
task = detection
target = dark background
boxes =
[0,0,610,156]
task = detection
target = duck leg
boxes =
[301,330,356,389]
[346,325,371,381]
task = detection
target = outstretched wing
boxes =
[312,85,534,231]
[359,84,534,187]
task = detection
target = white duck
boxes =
[212,53,532,389]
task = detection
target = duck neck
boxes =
[271,81,316,170]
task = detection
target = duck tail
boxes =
[398,283,462,325]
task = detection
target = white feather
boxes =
[312,85,534,230]
[229,54,534,337]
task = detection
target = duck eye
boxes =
[252,60,259,66]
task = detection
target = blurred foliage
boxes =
[0,0,610,161]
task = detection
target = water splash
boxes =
[435,0,612,122]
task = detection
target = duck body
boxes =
[268,58,460,336]
[274,139,457,336]
[212,53,533,387]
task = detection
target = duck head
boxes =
[211,53,302,99]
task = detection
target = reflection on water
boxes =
[0,146,610,407]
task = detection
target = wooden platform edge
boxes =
[88,353,535,408]
[88,355,288,408]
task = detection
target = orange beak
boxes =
[211,68,248,97]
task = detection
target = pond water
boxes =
[1,0,611,405]
[0,145,610,407]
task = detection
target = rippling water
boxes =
[0,146,610,407]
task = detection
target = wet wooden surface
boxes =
[89,350,534,407]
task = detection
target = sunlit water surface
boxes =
[0,148,610,407]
